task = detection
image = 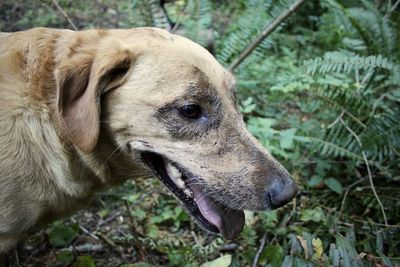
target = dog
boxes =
[0,27,297,255]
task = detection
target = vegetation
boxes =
[1,0,399,266]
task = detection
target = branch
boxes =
[339,118,388,225]
[228,0,305,71]
[50,0,78,30]
[96,232,125,257]
[384,0,400,19]
[252,233,267,267]
[71,218,99,241]
[338,176,368,221]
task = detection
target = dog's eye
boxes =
[178,104,202,119]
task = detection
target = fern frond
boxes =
[361,109,400,160]
[324,0,397,56]
[216,0,296,66]
[180,0,212,46]
[304,53,395,75]
[295,135,362,160]
[148,0,171,30]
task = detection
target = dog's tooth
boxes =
[184,188,193,198]
[166,163,182,179]
[176,177,186,189]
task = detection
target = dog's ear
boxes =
[56,42,133,152]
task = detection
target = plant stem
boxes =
[50,0,78,30]
[384,0,400,18]
[339,118,388,225]
[252,233,267,267]
[228,0,305,71]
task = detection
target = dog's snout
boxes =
[266,178,298,209]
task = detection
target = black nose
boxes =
[266,179,298,209]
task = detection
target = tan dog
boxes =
[0,27,297,254]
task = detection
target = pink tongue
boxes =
[191,185,245,239]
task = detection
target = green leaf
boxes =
[300,208,325,223]
[72,256,95,267]
[324,177,343,194]
[131,208,147,221]
[48,222,78,247]
[200,255,232,267]
[280,128,297,149]
[147,224,159,239]
[259,245,284,267]
[57,250,74,264]
[96,209,109,219]
[242,103,257,113]
[307,176,323,187]
[281,255,294,267]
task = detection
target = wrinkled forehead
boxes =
[141,55,236,105]
[189,66,236,102]
[146,33,237,101]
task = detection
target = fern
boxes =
[304,52,396,75]
[216,0,295,66]
[323,0,397,57]
[130,0,171,30]
[180,0,212,46]
[361,109,400,161]
[298,0,400,175]
[302,0,400,176]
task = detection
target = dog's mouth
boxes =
[140,151,245,239]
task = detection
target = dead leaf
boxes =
[296,235,309,259]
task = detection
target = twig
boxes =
[70,218,99,241]
[327,111,345,129]
[229,0,305,71]
[63,244,105,252]
[351,219,400,228]
[124,199,147,261]
[339,118,388,225]
[279,197,297,228]
[171,2,188,33]
[384,0,400,19]
[337,176,368,221]
[96,232,125,257]
[50,0,78,30]
[97,212,121,227]
[252,233,267,267]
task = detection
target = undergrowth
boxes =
[1,0,399,266]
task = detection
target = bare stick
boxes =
[70,218,99,241]
[252,233,267,267]
[50,0,78,30]
[171,2,188,33]
[384,0,400,19]
[339,118,388,225]
[338,176,368,221]
[229,0,305,71]
[96,232,125,257]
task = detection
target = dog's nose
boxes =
[266,179,298,209]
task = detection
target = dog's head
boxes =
[55,28,297,239]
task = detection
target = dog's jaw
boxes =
[140,151,245,239]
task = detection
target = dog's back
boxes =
[0,29,91,253]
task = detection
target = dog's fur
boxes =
[0,27,296,253]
